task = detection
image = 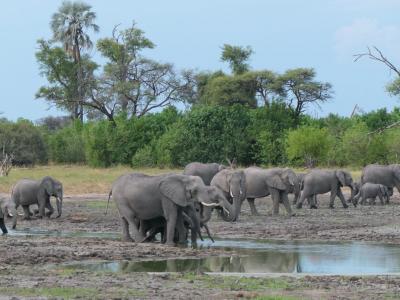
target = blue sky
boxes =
[1,0,400,121]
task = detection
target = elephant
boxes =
[0,196,10,234]
[183,162,226,185]
[110,173,231,246]
[291,172,306,205]
[243,167,298,216]
[210,169,246,221]
[361,164,400,201]
[353,183,391,206]
[10,176,63,229]
[296,169,355,209]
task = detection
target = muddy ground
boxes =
[1,191,400,299]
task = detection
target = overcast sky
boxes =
[1,0,400,121]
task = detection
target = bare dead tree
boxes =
[354,46,400,77]
[0,146,13,177]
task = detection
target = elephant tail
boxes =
[104,190,112,215]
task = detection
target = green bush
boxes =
[0,119,48,166]
[131,144,156,167]
[286,126,333,167]
[47,121,85,163]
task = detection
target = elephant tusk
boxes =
[8,213,13,217]
[230,190,234,198]
[223,207,230,215]
[201,202,219,207]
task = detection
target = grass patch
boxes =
[85,200,109,209]
[178,273,291,291]
[254,296,300,300]
[0,286,145,299]
[0,287,97,298]
[0,165,181,194]
[0,164,361,195]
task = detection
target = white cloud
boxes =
[334,19,400,61]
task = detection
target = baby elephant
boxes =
[353,183,391,206]
[11,176,63,229]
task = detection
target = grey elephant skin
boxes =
[243,167,297,216]
[184,162,226,185]
[0,196,11,234]
[297,169,354,209]
[354,182,390,205]
[11,176,63,229]
[111,173,228,246]
[210,169,246,221]
[361,164,400,199]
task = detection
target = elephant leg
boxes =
[377,194,384,205]
[329,189,338,208]
[296,189,309,209]
[164,208,178,246]
[247,198,259,215]
[37,200,46,219]
[0,218,7,234]
[281,192,295,217]
[270,189,280,215]
[309,196,318,209]
[120,217,133,242]
[22,205,32,220]
[45,200,54,218]
[336,188,348,209]
[176,210,187,245]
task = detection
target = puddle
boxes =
[60,239,400,275]
[8,228,119,240]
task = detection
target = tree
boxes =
[35,40,102,119]
[221,44,253,75]
[280,68,333,119]
[96,23,194,118]
[244,70,285,106]
[198,73,257,107]
[50,1,99,121]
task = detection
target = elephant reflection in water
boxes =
[204,251,299,273]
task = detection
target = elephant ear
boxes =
[40,177,54,196]
[159,175,190,207]
[336,171,346,187]
[266,174,286,190]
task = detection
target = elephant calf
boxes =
[11,176,63,229]
[353,183,391,206]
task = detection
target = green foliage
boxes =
[221,44,253,75]
[250,102,296,165]
[199,73,257,107]
[0,119,47,166]
[47,121,85,163]
[286,126,333,167]
[155,105,253,166]
[360,107,400,131]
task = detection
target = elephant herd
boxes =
[0,163,399,247]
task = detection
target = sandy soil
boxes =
[1,191,400,299]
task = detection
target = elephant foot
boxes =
[45,212,53,218]
[296,204,302,209]
[343,204,349,209]
[165,242,176,247]
[329,205,335,209]
[310,205,317,209]
[289,212,296,217]
[23,216,31,220]
[121,236,134,243]
[36,215,43,219]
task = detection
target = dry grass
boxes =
[0,165,181,195]
[0,165,362,195]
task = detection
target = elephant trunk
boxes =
[200,206,213,224]
[56,196,62,218]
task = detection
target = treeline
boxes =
[3,106,400,168]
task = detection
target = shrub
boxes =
[286,126,333,167]
[47,121,85,163]
[0,119,48,166]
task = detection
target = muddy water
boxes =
[8,228,119,240]
[59,239,400,275]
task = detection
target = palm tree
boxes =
[50,1,99,121]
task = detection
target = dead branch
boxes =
[367,120,400,135]
[354,46,400,77]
